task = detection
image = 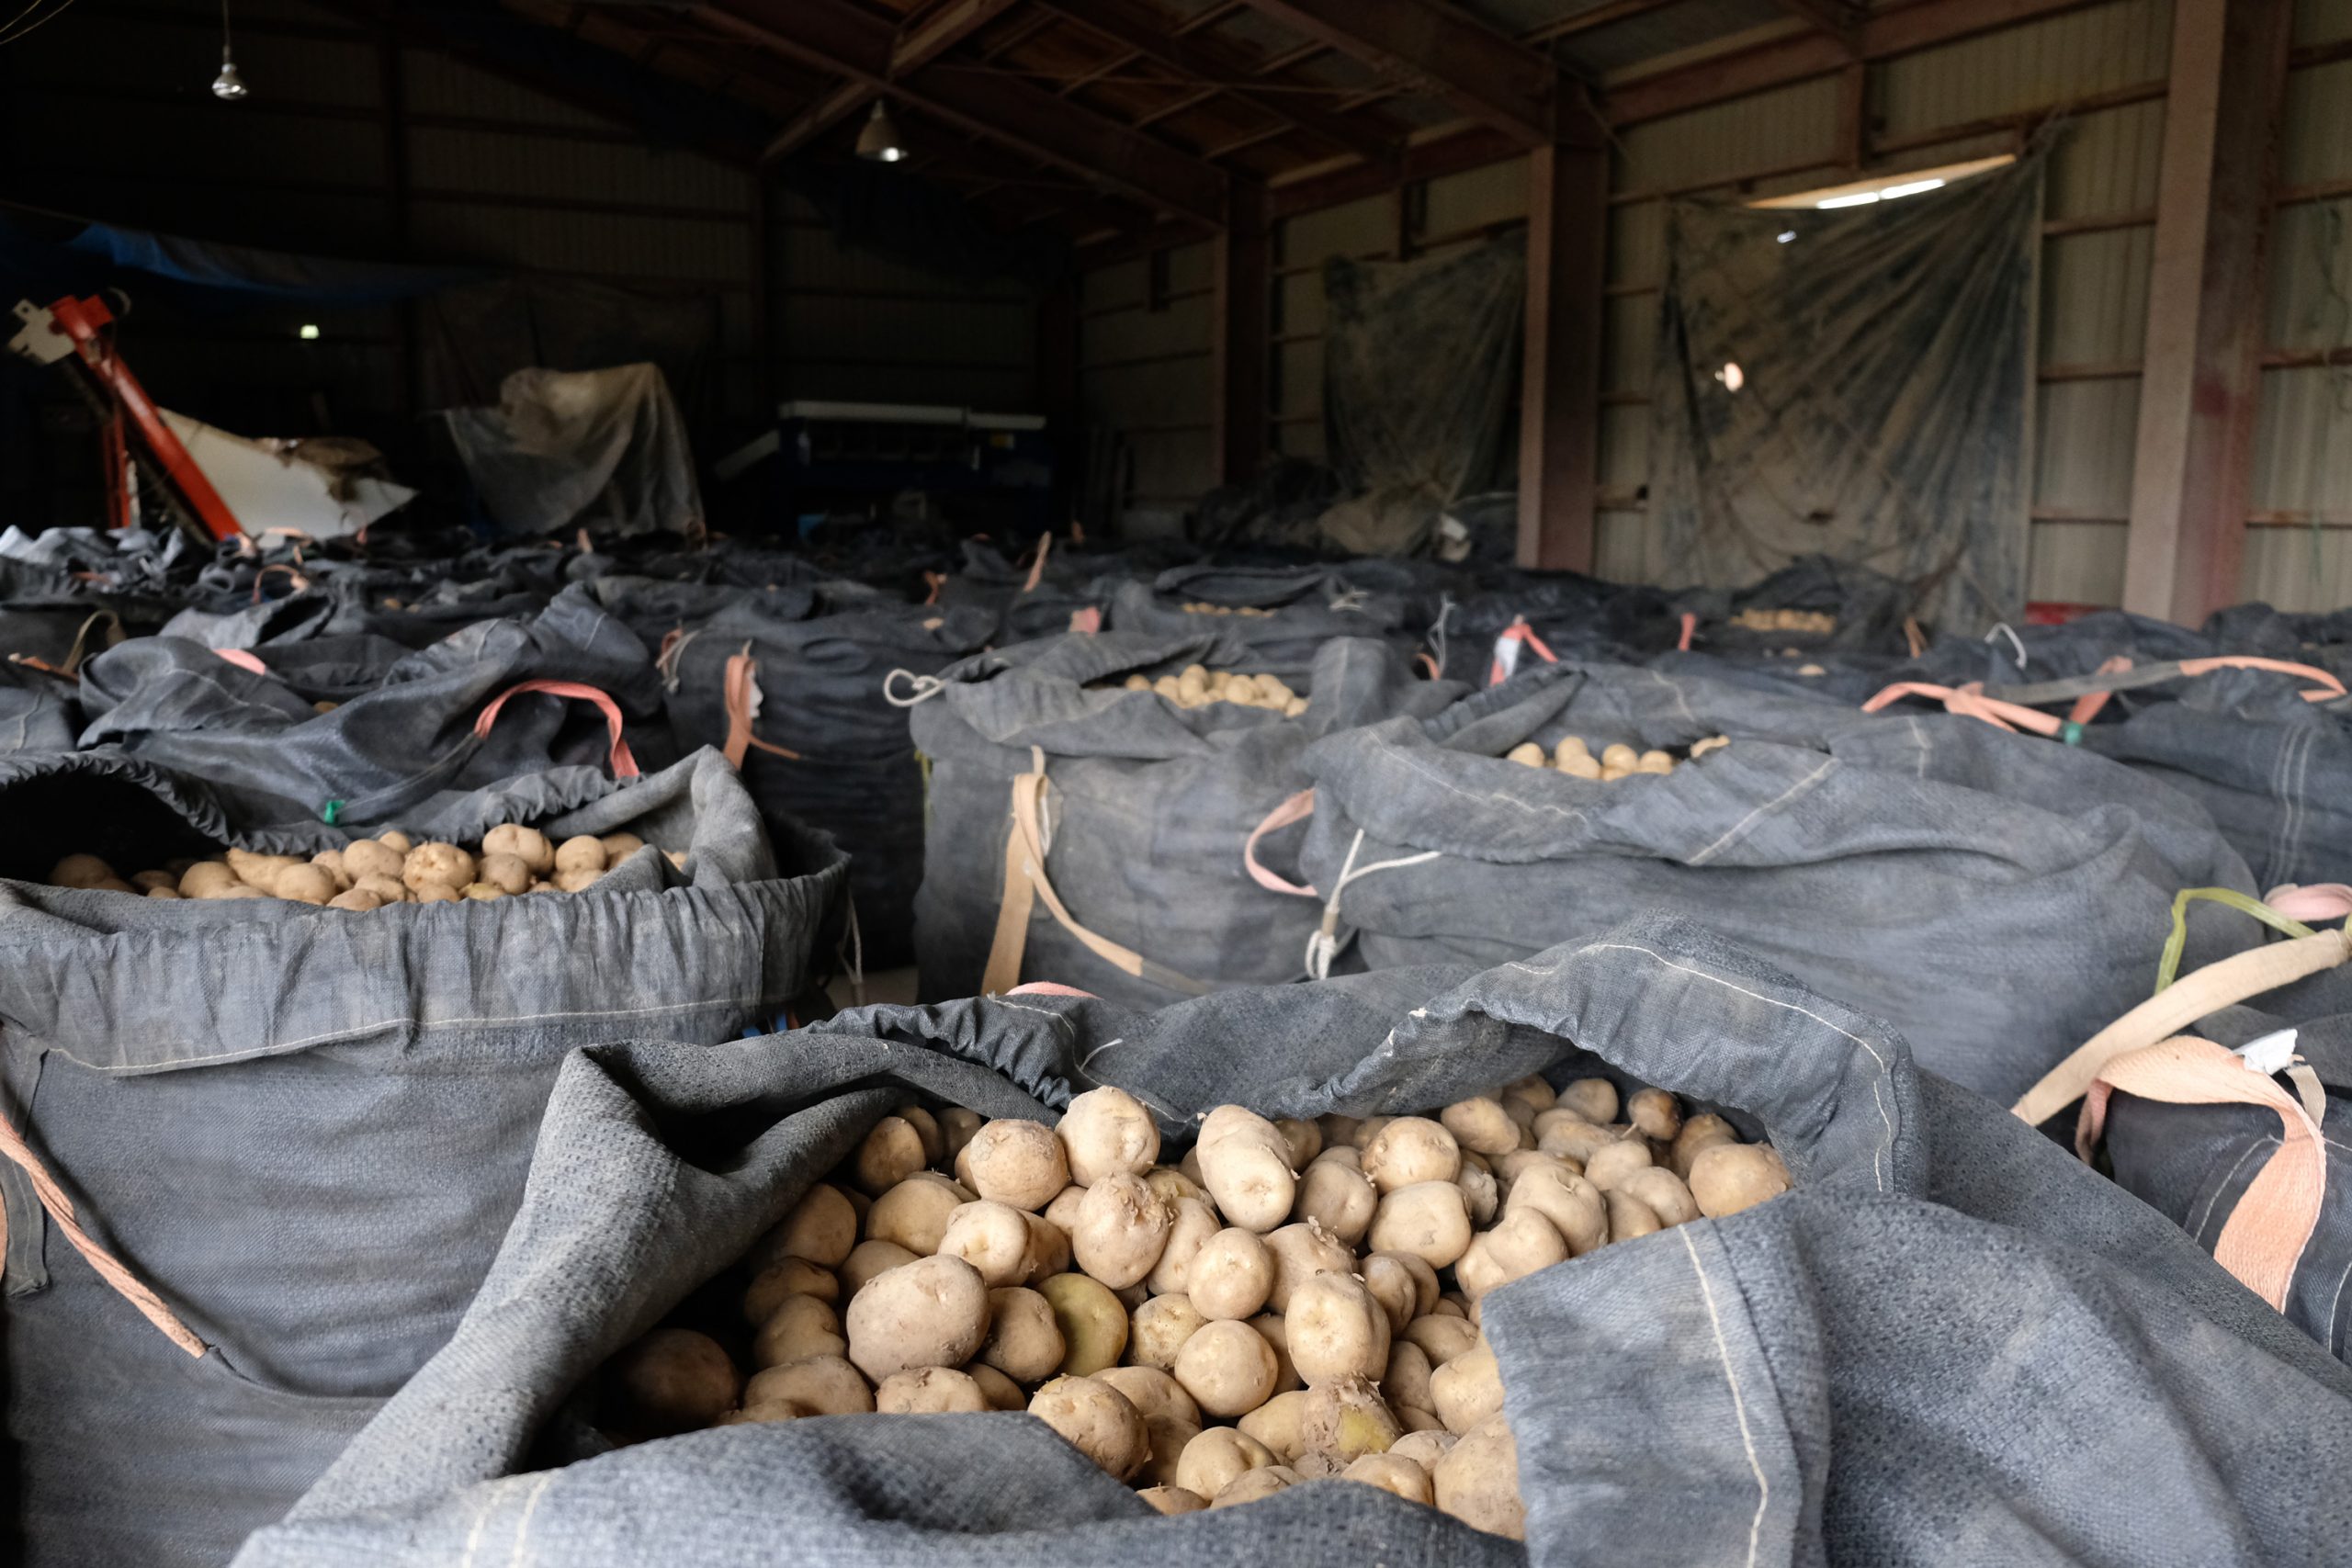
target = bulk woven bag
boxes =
[237,914,2352,1568]
[1106,562,1432,682]
[0,747,847,1568]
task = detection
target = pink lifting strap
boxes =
[720,654,801,766]
[1004,981,1100,999]
[1022,532,1053,593]
[2177,655,2347,700]
[1677,612,1696,652]
[212,648,268,675]
[2077,1036,2327,1313]
[473,680,642,779]
[1860,680,2070,737]
[0,1108,209,1358]
[2267,883,2352,925]
[2069,656,2136,726]
[1243,789,1321,897]
[1487,618,1558,687]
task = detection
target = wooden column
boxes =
[1517,141,1608,570]
[1213,185,1271,486]
[2121,0,2293,624]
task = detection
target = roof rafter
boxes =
[1227,0,1562,147]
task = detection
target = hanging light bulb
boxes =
[212,0,248,100]
[854,100,907,163]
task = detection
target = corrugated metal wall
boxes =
[1,0,1036,517]
[1079,239,1216,529]
[1072,0,2352,619]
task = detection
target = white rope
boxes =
[1328,588,1370,615]
[1429,593,1454,676]
[653,628,698,694]
[883,669,946,707]
[1305,829,1442,980]
[1983,622,2027,671]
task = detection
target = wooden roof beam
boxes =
[1031,0,1397,170]
[1229,0,1563,148]
[754,0,1023,165]
[1773,0,1864,48]
[695,0,1229,225]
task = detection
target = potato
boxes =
[1344,1452,1435,1504]
[1583,1137,1654,1192]
[876,1366,989,1414]
[1456,1163,1500,1226]
[342,840,404,881]
[1534,1114,1615,1165]
[1210,1467,1297,1508]
[1557,1077,1619,1125]
[843,1255,992,1381]
[938,1201,1035,1288]
[1499,1096,1540,1133]
[1287,1270,1391,1387]
[849,1117,922,1196]
[274,864,337,906]
[1172,1318,1279,1417]
[1186,1227,1274,1321]
[143,885,183,900]
[1440,1098,1520,1158]
[755,1182,857,1270]
[1057,1086,1160,1185]
[717,1398,812,1427]
[352,872,408,904]
[608,1328,741,1436]
[1493,1148,1569,1189]
[1619,1166,1700,1226]
[225,849,302,893]
[1247,1314,1304,1396]
[1147,1197,1221,1296]
[1456,1209,1568,1303]
[1022,1211,1073,1283]
[977,1285,1066,1382]
[841,1239,919,1296]
[1177,1145,1205,1189]
[1142,1167,1210,1210]
[1136,1414,1201,1488]
[1626,1087,1683,1142]
[1138,1485,1207,1516]
[964,1361,1025,1410]
[479,825,554,875]
[597,830,646,864]
[400,842,473,894]
[1605,1188,1664,1244]
[1359,1117,1462,1193]
[476,852,533,896]
[1430,1340,1503,1434]
[745,1354,873,1416]
[1671,1113,1740,1178]
[939,1106,984,1165]
[1098,1364,1201,1428]
[1317,1113,1362,1149]
[1288,1159,1376,1246]
[1072,1171,1172,1288]
[895,1104,945,1166]
[1503,1075,1555,1111]
[307,852,351,890]
[1391,1428,1457,1468]
[1502,1162,1608,1256]
[1367,1181,1473,1269]
[553,867,603,894]
[1042,1184,1088,1240]
[1300,1373,1401,1461]
[965,1120,1070,1211]
[326,889,385,913]
[1434,1415,1523,1539]
[459,883,506,903]
[1125,1292,1204,1373]
[1689,1143,1791,1217]
[554,835,607,876]
[177,862,240,899]
[1504,741,1545,767]
[1238,1388,1309,1463]
[744,1257,839,1324]
[1029,1375,1148,1479]
[1273,1118,1321,1168]
[1037,1271,1127,1374]
[376,830,413,855]
[1401,1314,1480,1367]
[866,1174,969,1255]
[1194,1106,1296,1232]
[1250,1219,1344,1312]
[753,1294,845,1367]
[1384,1339,1435,1415]
[1176,1427,1275,1499]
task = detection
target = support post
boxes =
[1517,141,1608,570]
[1213,186,1271,486]
[2121,0,2292,624]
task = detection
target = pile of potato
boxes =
[1114,665,1308,717]
[601,1077,1791,1539]
[1731,608,1836,635]
[45,823,671,910]
[1179,602,1275,618]
[1501,734,1729,780]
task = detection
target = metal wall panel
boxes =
[1613,77,1838,194]
[2033,379,2142,517]
[1873,0,2175,138]
[2041,228,2153,365]
[2297,0,2352,45]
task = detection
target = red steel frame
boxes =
[44,295,243,541]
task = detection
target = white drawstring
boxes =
[883,669,946,706]
[1305,829,1442,980]
[654,628,697,694]
[1328,588,1369,615]
[1429,593,1454,676]
[1983,622,2027,671]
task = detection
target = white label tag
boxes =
[1491,634,1523,681]
[2238,1028,2300,1076]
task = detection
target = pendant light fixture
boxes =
[212,0,248,100]
[854,99,906,163]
